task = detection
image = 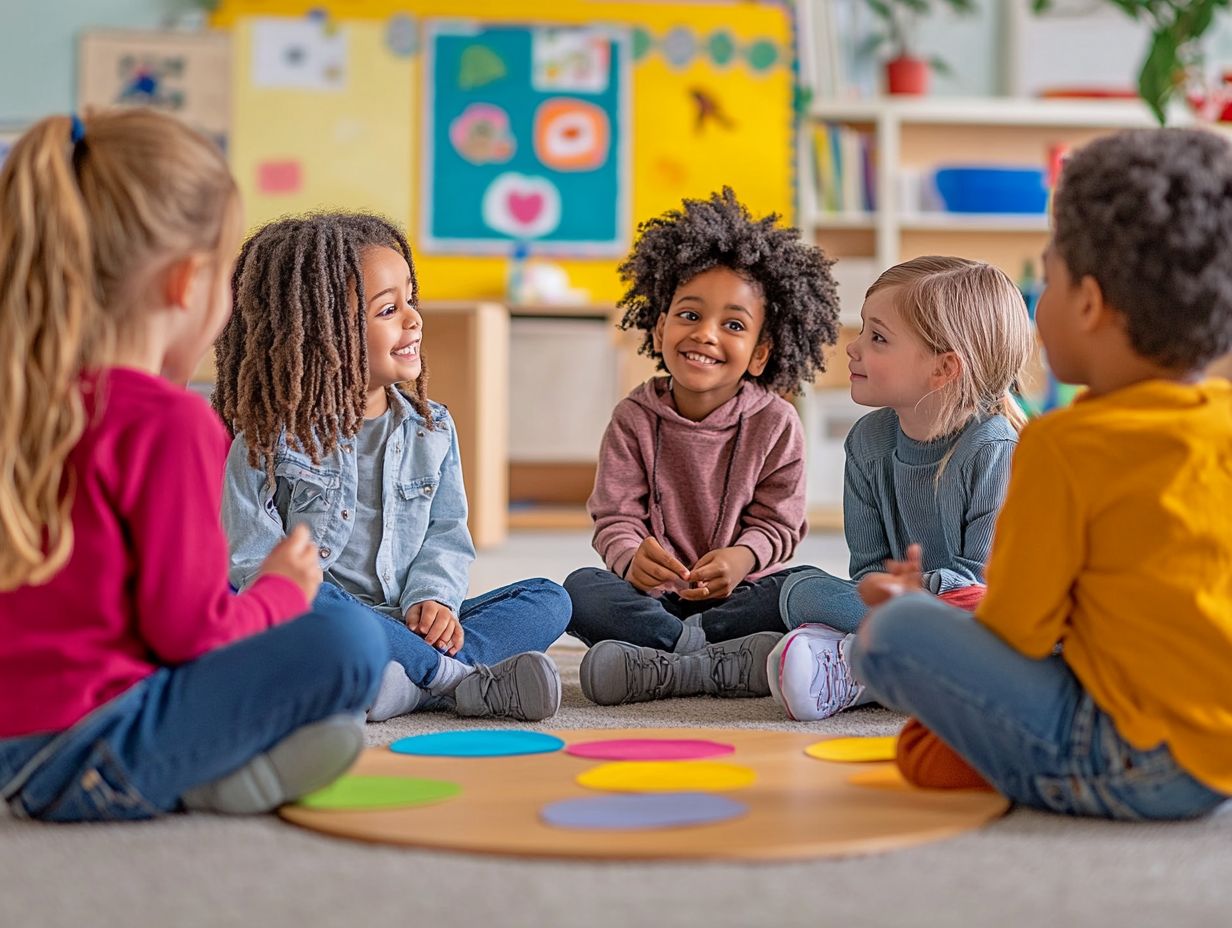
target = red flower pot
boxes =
[886,55,930,96]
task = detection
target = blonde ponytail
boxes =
[0,109,235,590]
[0,116,104,589]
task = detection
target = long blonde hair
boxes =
[867,256,1032,440]
[0,109,236,590]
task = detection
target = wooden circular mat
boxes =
[279,727,1008,860]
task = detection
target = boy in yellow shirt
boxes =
[850,127,1232,819]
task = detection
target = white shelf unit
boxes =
[801,96,1196,272]
[797,96,1212,522]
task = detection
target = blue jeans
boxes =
[0,605,387,822]
[564,566,812,651]
[849,593,1228,820]
[315,578,571,686]
[778,567,868,634]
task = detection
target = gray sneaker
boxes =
[453,651,562,721]
[181,713,365,814]
[579,632,783,706]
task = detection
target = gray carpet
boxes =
[3,644,1231,928]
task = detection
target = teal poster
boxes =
[421,21,630,256]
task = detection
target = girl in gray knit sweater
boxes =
[768,256,1033,721]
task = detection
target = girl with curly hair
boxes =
[565,187,842,707]
[215,213,570,724]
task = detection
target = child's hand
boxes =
[857,544,925,607]
[627,537,690,593]
[679,546,757,601]
[406,600,463,655]
[258,524,322,604]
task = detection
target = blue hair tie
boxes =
[69,114,85,145]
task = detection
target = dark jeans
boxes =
[0,605,386,822]
[315,578,572,686]
[565,565,812,651]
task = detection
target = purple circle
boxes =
[565,738,735,762]
[541,791,745,831]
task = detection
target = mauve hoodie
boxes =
[588,375,806,586]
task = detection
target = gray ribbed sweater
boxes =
[843,408,1018,593]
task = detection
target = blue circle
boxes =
[390,730,565,758]
[541,792,746,830]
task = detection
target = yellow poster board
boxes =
[214,1,795,302]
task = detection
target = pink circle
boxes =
[564,738,736,761]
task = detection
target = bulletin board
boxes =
[212,1,796,303]
[423,22,629,255]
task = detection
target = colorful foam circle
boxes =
[576,760,756,793]
[390,730,565,758]
[296,775,460,810]
[564,738,735,762]
[804,736,898,763]
[541,791,746,831]
[533,98,609,171]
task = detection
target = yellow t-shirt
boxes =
[976,379,1232,792]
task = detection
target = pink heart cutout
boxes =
[507,191,543,225]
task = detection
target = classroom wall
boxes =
[0,0,191,121]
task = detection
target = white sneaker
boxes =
[767,624,865,721]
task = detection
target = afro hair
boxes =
[616,187,841,395]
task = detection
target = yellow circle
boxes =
[805,736,898,763]
[576,760,756,793]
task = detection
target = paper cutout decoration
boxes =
[661,27,697,70]
[541,792,746,831]
[385,14,418,58]
[256,159,303,194]
[804,736,898,763]
[577,760,756,793]
[459,44,506,90]
[708,31,737,68]
[565,738,735,762]
[744,39,780,73]
[390,730,565,758]
[450,103,515,165]
[690,87,735,134]
[481,173,562,239]
[532,29,611,93]
[297,775,461,810]
[533,99,609,171]
[252,16,347,91]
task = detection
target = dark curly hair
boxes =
[212,212,432,481]
[1052,128,1232,370]
[617,187,840,394]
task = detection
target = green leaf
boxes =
[1138,27,1180,126]
[929,55,953,76]
[866,0,894,22]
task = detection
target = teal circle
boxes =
[744,39,780,73]
[632,27,654,62]
[708,30,736,67]
[390,730,565,758]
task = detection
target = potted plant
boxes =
[864,0,977,95]
[1032,0,1231,125]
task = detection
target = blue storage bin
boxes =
[933,166,1049,214]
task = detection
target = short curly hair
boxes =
[1052,128,1232,370]
[617,187,840,394]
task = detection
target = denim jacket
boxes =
[221,388,474,615]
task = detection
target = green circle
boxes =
[632,28,654,62]
[744,39,780,73]
[708,30,736,67]
[297,775,461,811]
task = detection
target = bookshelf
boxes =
[797,96,1230,526]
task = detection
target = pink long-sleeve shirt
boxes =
[589,377,807,585]
[0,368,306,738]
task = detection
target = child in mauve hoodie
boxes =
[565,188,842,706]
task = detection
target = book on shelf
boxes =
[811,122,876,216]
